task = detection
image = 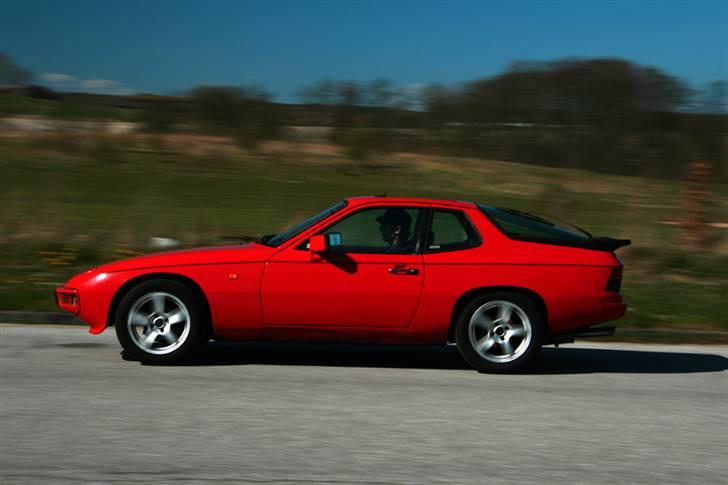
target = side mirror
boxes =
[309,233,342,261]
[309,234,327,256]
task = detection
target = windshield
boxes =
[263,201,348,247]
[479,205,590,241]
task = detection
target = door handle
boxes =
[388,266,419,275]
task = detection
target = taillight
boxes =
[606,267,623,292]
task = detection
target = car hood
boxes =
[95,242,276,273]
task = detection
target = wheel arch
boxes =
[106,273,213,335]
[447,286,548,342]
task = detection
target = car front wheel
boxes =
[115,279,207,364]
[455,292,543,373]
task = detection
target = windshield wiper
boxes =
[220,235,260,244]
[257,234,276,245]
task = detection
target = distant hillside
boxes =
[2,76,726,182]
[0,88,138,121]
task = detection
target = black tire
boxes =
[114,279,208,364]
[455,292,544,373]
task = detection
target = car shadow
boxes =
[169,341,728,374]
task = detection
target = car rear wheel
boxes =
[455,292,543,373]
[115,279,208,364]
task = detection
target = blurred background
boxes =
[1,0,726,336]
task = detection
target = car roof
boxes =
[345,195,477,209]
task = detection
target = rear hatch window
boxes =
[479,205,630,252]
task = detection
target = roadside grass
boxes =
[1,137,727,333]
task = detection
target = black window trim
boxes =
[424,208,483,254]
[296,205,430,255]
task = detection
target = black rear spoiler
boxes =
[502,236,631,252]
[577,237,631,252]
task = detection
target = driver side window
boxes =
[322,206,424,254]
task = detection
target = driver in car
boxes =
[376,208,414,253]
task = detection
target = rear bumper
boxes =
[592,293,627,325]
[544,294,626,345]
[592,302,627,324]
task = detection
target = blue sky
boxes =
[1,0,726,100]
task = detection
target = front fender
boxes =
[58,269,127,334]
[57,263,266,337]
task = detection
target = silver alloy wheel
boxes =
[467,300,532,363]
[127,292,191,355]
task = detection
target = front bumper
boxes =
[55,270,121,334]
[55,287,80,315]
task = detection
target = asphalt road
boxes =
[1,324,726,484]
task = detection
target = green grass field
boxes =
[1,136,727,333]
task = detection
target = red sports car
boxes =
[56,196,629,371]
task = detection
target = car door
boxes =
[261,205,426,328]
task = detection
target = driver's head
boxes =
[376,208,412,244]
